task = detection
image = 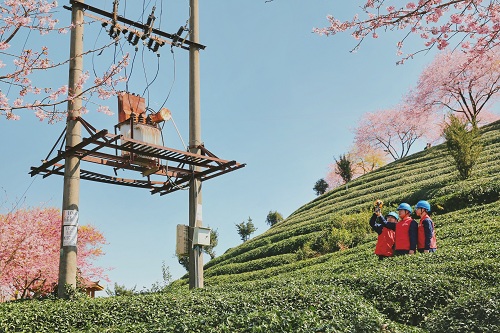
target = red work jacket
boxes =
[418,213,437,250]
[375,227,395,257]
[395,217,415,251]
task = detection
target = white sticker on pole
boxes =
[62,210,78,247]
[63,226,78,247]
[63,210,79,226]
[196,204,202,222]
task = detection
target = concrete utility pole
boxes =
[58,0,84,298]
[188,0,204,289]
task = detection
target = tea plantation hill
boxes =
[1,122,499,332]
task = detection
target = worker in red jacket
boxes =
[369,211,398,260]
[379,203,418,255]
[415,200,437,253]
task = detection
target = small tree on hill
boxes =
[203,229,219,260]
[106,283,137,297]
[235,217,257,242]
[148,261,173,293]
[265,211,284,227]
[334,154,354,189]
[326,148,376,190]
[443,114,483,180]
[176,254,189,272]
[313,178,329,196]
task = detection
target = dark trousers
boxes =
[418,248,437,253]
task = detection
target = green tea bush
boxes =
[425,287,499,333]
[0,285,387,333]
[205,253,297,277]
[433,177,500,211]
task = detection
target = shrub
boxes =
[425,288,500,333]
[443,114,483,180]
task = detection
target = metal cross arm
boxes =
[151,159,246,196]
[64,0,206,51]
[30,119,245,195]
[117,139,233,168]
[32,163,167,190]
[29,129,109,178]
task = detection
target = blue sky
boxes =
[1,1,437,291]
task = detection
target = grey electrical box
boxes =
[193,227,211,246]
[176,224,189,255]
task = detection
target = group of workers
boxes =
[369,200,437,260]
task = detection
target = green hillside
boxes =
[1,121,500,332]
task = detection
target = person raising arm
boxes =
[378,203,418,255]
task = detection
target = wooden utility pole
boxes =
[188,0,204,289]
[58,0,84,298]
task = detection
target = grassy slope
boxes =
[203,121,500,277]
[1,122,499,333]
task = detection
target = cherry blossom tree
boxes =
[0,1,128,121]
[314,1,500,63]
[325,145,386,190]
[325,143,387,188]
[349,143,388,174]
[407,48,500,128]
[353,105,438,160]
[0,207,107,300]
[324,168,344,191]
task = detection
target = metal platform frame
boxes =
[30,117,245,195]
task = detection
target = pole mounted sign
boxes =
[62,210,79,247]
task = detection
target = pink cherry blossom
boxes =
[314,1,500,63]
[1,2,130,121]
[407,48,500,127]
[0,207,108,299]
[34,108,47,121]
[97,105,113,116]
[353,104,439,160]
[13,98,23,107]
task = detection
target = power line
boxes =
[6,175,38,216]
[125,46,138,93]
[141,44,150,104]
[91,25,105,79]
[142,53,161,104]
[158,0,163,30]
[160,48,177,110]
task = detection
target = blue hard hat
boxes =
[397,203,413,213]
[385,212,399,220]
[415,200,431,212]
